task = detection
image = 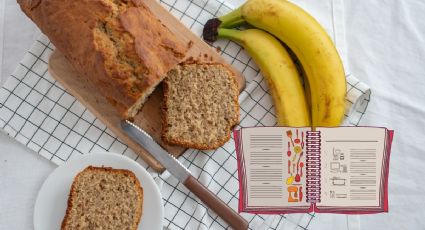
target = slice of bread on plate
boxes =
[61,166,143,230]
[162,63,239,150]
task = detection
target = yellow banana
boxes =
[218,28,310,126]
[205,0,346,127]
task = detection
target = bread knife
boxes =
[121,120,248,230]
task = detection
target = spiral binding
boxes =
[306,131,321,203]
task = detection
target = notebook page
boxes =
[317,127,386,208]
[239,127,310,209]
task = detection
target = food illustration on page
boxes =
[285,129,305,203]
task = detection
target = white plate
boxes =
[34,152,164,230]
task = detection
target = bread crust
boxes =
[61,166,144,230]
[161,62,240,150]
[18,0,187,118]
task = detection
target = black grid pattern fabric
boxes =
[0,0,371,229]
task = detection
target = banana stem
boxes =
[217,28,245,45]
[203,7,245,42]
[219,7,245,28]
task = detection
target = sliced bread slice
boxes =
[162,63,239,150]
[61,166,143,230]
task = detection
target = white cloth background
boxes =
[1,0,424,229]
[342,0,425,229]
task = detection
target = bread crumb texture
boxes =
[163,64,239,149]
[61,166,143,230]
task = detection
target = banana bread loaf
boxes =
[18,0,187,118]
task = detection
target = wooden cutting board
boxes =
[48,2,245,172]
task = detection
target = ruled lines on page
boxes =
[318,127,386,207]
[248,134,283,200]
[241,127,309,208]
[349,148,377,200]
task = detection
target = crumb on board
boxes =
[187,41,194,49]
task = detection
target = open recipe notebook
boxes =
[234,127,394,214]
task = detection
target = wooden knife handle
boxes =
[183,175,249,230]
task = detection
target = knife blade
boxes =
[121,120,248,230]
[121,120,190,182]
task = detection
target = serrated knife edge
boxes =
[121,120,190,182]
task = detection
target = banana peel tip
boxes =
[203,18,222,43]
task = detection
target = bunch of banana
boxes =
[203,0,346,127]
